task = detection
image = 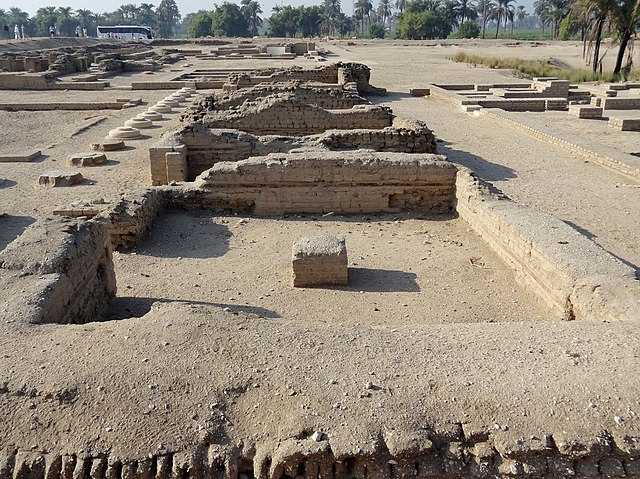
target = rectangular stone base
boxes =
[292,234,348,288]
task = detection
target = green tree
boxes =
[354,0,373,33]
[476,0,495,37]
[75,9,96,35]
[491,0,515,38]
[186,10,213,37]
[240,0,263,36]
[573,0,613,73]
[454,0,477,24]
[298,5,323,35]
[377,0,392,24]
[321,0,342,35]
[369,22,386,36]
[56,7,76,36]
[457,18,480,36]
[137,3,158,29]
[610,0,640,76]
[117,4,139,22]
[35,6,57,36]
[211,2,249,36]
[268,5,300,36]
[156,0,181,38]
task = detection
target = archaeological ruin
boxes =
[0,36,639,479]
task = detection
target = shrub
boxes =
[369,23,385,38]
[456,20,480,38]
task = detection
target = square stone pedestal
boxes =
[292,234,348,287]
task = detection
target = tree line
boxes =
[0,1,181,38]
[2,0,638,77]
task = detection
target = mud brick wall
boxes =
[319,118,437,153]
[3,429,640,479]
[173,151,456,215]
[200,96,393,135]
[455,168,639,321]
[150,117,436,185]
[211,83,368,112]
[97,188,169,250]
[601,97,640,110]
[0,218,115,325]
[0,71,53,89]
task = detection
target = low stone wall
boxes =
[96,188,169,250]
[171,150,456,215]
[198,94,393,135]
[601,97,640,110]
[149,117,437,185]
[318,117,437,153]
[0,72,108,90]
[0,102,124,111]
[455,168,639,321]
[0,217,116,325]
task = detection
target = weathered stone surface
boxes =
[125,118,153,129]
[292,234,348,287]
[108,127,142,139]
[182,150,456,215]
[195,94,393,135]
[38,170,84,187]
[0,150,41,163]
[68,152,107,167]
[91,139,126,152]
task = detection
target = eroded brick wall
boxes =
[0,218,116,325]
[172,150,456,215]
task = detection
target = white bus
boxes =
[96,25,153,40]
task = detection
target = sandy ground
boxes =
[111,211,554,325]
[330,38,640,72]
[1,40,640,463]
[321,42,640,270]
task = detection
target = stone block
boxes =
[68,153,107,167]
[91,139,126,152]
[410,88,430,97]
[38,170,83,187]
[568,105,603,119]
[292,234,348,287]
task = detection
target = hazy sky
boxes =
[12,0,357,17]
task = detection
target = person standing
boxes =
[82,27,88,37]
[14,24,19,40]
[20,24,25,39]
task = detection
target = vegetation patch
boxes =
[451,51,640,82]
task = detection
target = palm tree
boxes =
[477,0,496,37]
[455,0,476,25]
[240,0,263,36]
[75,9,94,27]
[492,0,515,37]
[378,0,392,25]
[516,5,526,25]
[610,0,640,76]
[572,0,612,72]
[117,4,140,23]
[395,0,407,14]
[354,0,373,33]
[137,3,157,29]
[533,0,549,33]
